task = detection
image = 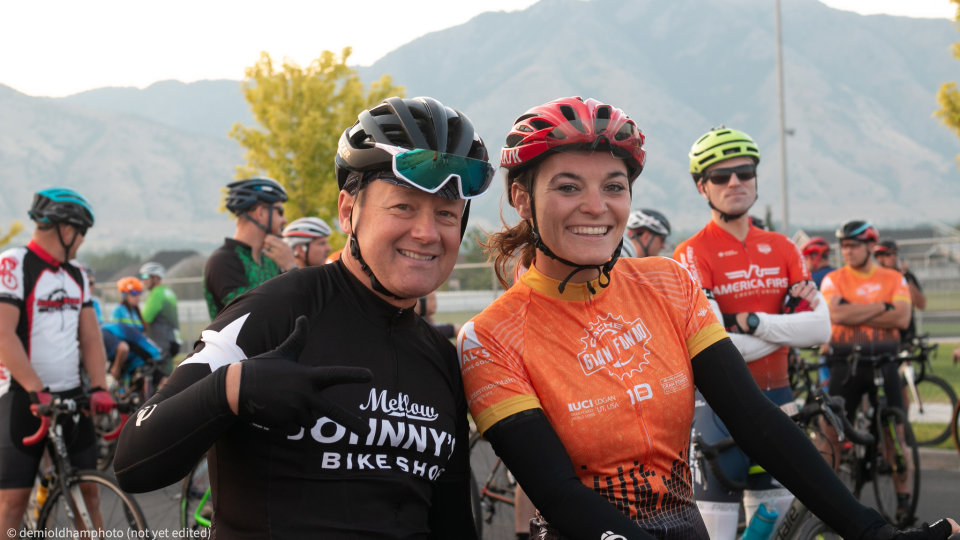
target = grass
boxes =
[921,342,960,401]
[433,310,482,327]
[911,423,956,450]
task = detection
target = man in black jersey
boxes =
[203,177,298,320]
[873,239,926,345]
[115,97,495,539]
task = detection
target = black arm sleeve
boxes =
[114,364,236,493]
[692,338,886,540]
[485,409,655,540]
[426,478,479,540]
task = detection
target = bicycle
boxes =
[898,336,957,447]
[20,395,148,535]
[179,456,212,532]
[832,346,921,528]
[96,356,163,471]
[952,399,960,458]
[469,428,513,539]
[693,388,874,540]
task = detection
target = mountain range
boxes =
[2,0,958,250]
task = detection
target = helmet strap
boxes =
[54,224,77,265]
[527,190,619,295]
[348,207,408,301]
[632,230,658,258]
[240,212,272,236]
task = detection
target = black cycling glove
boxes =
[238,316,373,436]
[871,520,955,540]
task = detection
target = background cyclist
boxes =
[112,277,146,330]
[821,221,914,523]
[873,239,926,345]
[802,236,835,288]
[674,126,831,538]
[281,216,333,268]
[139,262,180,385]
[0,188,112,537]
[625,209,671,258]
[115,97,493,538]
[202,177,297,320]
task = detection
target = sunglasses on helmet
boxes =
[375,143,495,199]
[702,164,757,185]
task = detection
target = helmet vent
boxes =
[722,147,741,156]
[595,105,611,133]
[614,123,634,141]
[698,156,714,165]
[529,119,554,131]
[747,146,758,153]
[548,128,567,140]
[506,134,525,148]
[516,125,534,133]
[696,134,710,144]
[558,105,586,133]
[716,130,731,136]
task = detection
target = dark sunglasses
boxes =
[703,164,757,185]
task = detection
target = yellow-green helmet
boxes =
[689,126,761,182]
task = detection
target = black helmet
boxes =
[29,187,95,232]
[836,220,879,243]
[874,239,898,256]
[334,96,489,193]
[225,177,288,215]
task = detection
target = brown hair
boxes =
[481,164,540,290]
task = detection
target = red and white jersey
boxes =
[0,241,92,394]
[673,221,810,389]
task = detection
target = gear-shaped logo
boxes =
[577,313,651,379]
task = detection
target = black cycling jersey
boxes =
[115,260,473,539]
[203,238,281,320]
[901,271,922,344]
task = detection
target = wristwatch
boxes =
[745,312,760,335]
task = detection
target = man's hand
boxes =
[230,316,373,436]
[871,518,959,540]
[89,387,115,414]
[28,391,51,417]
[786,281,820,310]
[263,235,298,271]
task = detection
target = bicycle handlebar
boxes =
[22,398,130,446]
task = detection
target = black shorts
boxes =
[0,389,97,489]
[827,359,904,422]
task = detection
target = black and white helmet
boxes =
[626,209,671,237]
[620,234,638,258]
[282,217,332,248]
[139,262,165,280]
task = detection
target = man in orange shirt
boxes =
[820,220,913,522]
[674,127,830,540]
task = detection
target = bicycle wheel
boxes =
[469,469,483,537]
[180,456,211,531]
[93,408,122,471]
[906,375,957,446]
[469,431,516,539]
[836,406,870,498]
[792,515,841,540]
[872,407,920,528]
[951,399,960,457]
[37,470,147,533]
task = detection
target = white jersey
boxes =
[0,241,91,393]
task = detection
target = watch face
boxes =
[747,313,760,327]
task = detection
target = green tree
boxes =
[935,0,960,167]
[229,48,404,249]
[0,221,23,251]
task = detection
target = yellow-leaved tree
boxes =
[935,0,960,167]
[0,221,23,251]
[229,48,404,249]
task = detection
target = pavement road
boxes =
[116,450,960,538]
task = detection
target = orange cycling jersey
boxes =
[673,221,810,389]
[820,265,911,355]
[459,257,726,533]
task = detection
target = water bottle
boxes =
[742,503,779,540]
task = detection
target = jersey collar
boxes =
[27,240,61,268]
[844,263,877,279]
[521,260,605,302]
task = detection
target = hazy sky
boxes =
[1,0,955,97]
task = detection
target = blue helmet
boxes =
[28,188,95,231]
[225,177,288,215]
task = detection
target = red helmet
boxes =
[801,237,830,256]
[500,97,646,205]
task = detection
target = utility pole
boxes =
[775,0,789,235]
